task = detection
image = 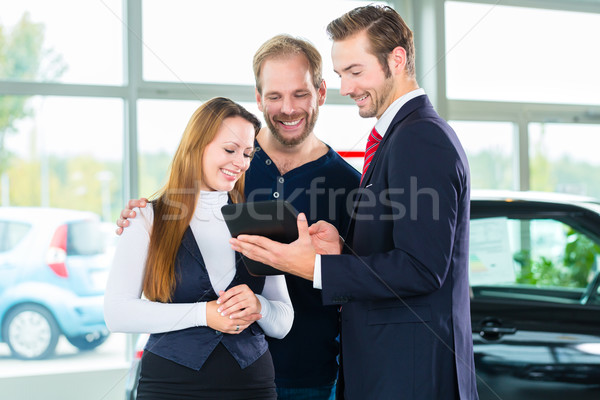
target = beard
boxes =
[264,107,319,147]
[359,76,395,119]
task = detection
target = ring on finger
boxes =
[235,325,240,331]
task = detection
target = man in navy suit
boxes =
[231,5,479,400]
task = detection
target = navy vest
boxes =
[145,226,267,370]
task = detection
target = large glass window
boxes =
[445,1,600,105]
[0,0,123,85]
[1,96,124,218]
[450,121,514,190]
[529,123,600,197]
[142,0,387,89]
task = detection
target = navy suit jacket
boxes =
[321,95,479,399]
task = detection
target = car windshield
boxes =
[67,220,106,256]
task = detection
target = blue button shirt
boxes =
[245,141,360,387]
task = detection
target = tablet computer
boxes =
[221,200,299,276]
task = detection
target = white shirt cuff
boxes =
[313,254,322,289]
[256,294,270,317]
[197,302,208,326]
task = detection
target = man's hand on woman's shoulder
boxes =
[115,198,148,235]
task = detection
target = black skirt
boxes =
[136,343,276,400]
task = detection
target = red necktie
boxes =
[361,127,382,184]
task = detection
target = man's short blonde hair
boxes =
[253,34,323,94]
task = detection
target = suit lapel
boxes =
[344,95,430,239]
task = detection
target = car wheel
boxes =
[66,332,109,351]
[2,304,60,360]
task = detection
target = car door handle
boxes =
[475,318,517,340]
[479,325,517,336]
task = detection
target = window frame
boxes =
[438,0,600,191]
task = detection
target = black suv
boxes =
[470,190,600,400]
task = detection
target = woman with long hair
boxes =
[104,97,293,399]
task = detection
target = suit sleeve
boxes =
[320,121,466,304]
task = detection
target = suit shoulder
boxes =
[388,116,469,175]
[390,113,459,151]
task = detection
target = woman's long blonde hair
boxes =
[143,97,261,302]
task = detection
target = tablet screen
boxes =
[221,200,298,276]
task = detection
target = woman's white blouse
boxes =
[103,191,293,339]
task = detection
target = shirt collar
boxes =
[375,88,426,138]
